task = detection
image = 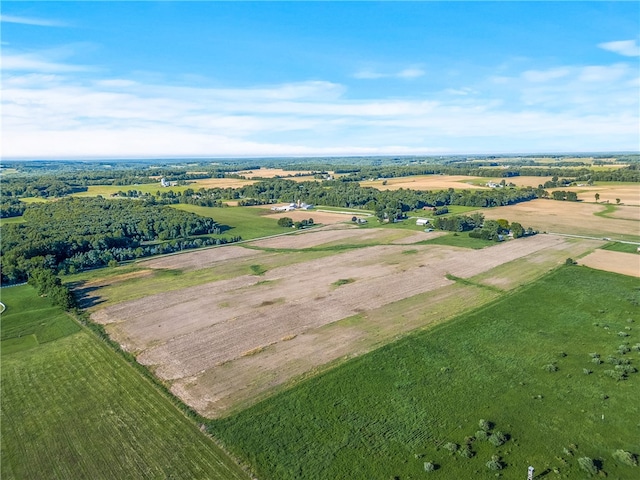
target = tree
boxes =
[616,198,621,205]
[277,217,293,227]
[510,222,524,238]
[595,193,600,203]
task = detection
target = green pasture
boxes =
[212,267,640,479]
[417,232,497,249]
[601,242,640,254]
[0,285,248,480]
[314,205,374,214]
[19,197,49,203]
[171,204,298,240]
[0,216,25,226]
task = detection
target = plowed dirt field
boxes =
[91,231,601,417]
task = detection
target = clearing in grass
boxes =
[0,285,249,480]
[211,266,640,480]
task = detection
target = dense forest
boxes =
[0,197,239,284]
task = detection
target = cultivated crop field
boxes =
[90,229,602,417]
[482,199,640,241]
[211,266,640,480]
[360,174,487,191]
[579,249,640,277]
[0,286,248,480]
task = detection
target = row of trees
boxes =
[432,214,534,241]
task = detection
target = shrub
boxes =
[592,357,603,364]
[459,447,474,458]
[615,364,637,374]
[589,352,600,358]
[618,345,630,354]
[632,343,640,352]
[486,456,503,470]
[612,449,638,467]
[604,369,626,381]
[578,457,599,475]
[607,355,621,365]
[478,419,492,431]
[489,431,507,447]
[476,430,489,441]
[543,363,558,372]
[583,368,592,375]
[444,442,459,453]
[618,331,630,337]
[423,462,435,472]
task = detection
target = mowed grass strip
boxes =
[212,267,640,480]
[0,286,248,480]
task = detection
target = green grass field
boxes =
[0,216,26,226]
[416,232,496,249]
[171,204,291,240]
[601,242,640,254]
[0,286,248,480]
[212,267,640,479]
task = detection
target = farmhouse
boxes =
[160,177,177,187]
[270,200,315,212]
[416,218,430,226]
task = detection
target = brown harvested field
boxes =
[233,168,317,179]
[140,245,262,271]
[578,249,640,277]
[604,205,640,221]
[359,175,487,191]
[248,225,426,249]
[481,199,640,241]
[91,233,600,417]
[550,184,640,206]
[189,178,256,188]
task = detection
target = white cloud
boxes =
[397,67,425,79]
[353,66,425,80]
[522,67,571,83]
[579,63,630,82]
[598,39,640,57]
[0,14,68,27]
[1,52,91,73]
[2,53,638,158]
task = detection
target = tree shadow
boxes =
[68,281,105,309]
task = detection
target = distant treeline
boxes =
[0,197,239,284]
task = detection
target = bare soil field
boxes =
[91,233,599,417]
[140,245,262,271]
[359,175,487,191]
[248,225,427,249]
[578,249,640,277]
[481,199,640,240]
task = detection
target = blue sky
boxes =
[2,1,639,158]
